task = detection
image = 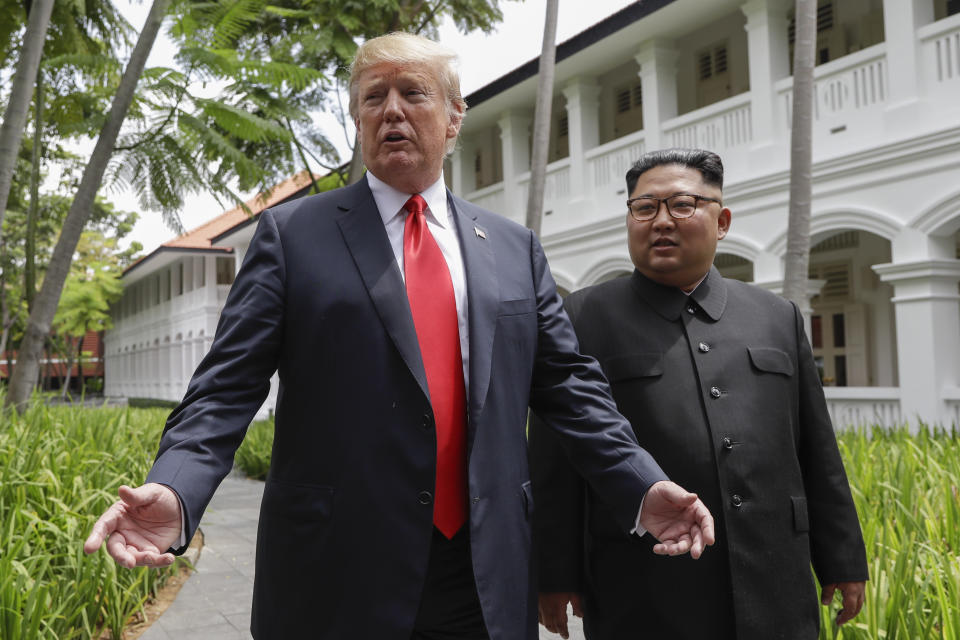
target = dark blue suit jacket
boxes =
[146,177,666,640]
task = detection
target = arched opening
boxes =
[713,253,754,282]
[808,229,895,387]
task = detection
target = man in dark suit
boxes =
[84,35,715,640]
[531,148,868,639]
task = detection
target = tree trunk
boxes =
[25,71,44,311]
[0,0,54,245]
[525,0,559,237]
[60,337,76,400]
[782,0,816,322]
[346,131,364,184]
[6,0,172,411]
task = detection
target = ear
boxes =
[716,206,731,240]
[447,104,465,140]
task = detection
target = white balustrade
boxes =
[662,94,753,154]
[585,130,646,195]
[517,159,572,208]
[466,183,506,216]
[919,13,960,88]
[824,387,902,429]
[776,44,888,126]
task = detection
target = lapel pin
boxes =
[474,227,486,239]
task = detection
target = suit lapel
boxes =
[335,178,430,401]
[448,192,498,421]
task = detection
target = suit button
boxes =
[418,491,433,505]
[699,342,710,353]
[421,414,432,430]
[731,494,743,508]
[687,306,696,315]
[722,437,733,450]
[710,386,721,398]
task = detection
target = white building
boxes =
[445,0,960,428]
[103,172,317,416]
[107,0,960,427]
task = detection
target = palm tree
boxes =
[525,0,559,237]
[0,0,54,243]
[782,0,816,320]
[6,0,172,411]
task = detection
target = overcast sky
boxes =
[108,0,637,254]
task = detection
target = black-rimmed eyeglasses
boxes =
[627,194,722,221]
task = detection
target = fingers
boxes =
[695,500,716,546]
[84,501,124,555]
[821,583,837,606]
[836,583,865,626]
[539,594,572,638]
[652,533,692,556]
[570,593,584,618]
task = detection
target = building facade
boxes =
[105,0,960,427]
[446,0,960,428]
[103,172,317,416]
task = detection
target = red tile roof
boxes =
[164,170,319,249]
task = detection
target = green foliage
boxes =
[126,397,180,409]
[0,401,183,639]
[234,417,274,480]
[819,426,960,639]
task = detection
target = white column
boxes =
[741,0,790,149]
[450,139,476,196]
[205,256,218,306]
[873,258,960,428]
[634,41,678,151]
[498,111,532,214]
[562,77,601,202]
[234,246,247,274]
[881,0,934,125]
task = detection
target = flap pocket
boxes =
[603,353,663,382]
[521,480,534,519]
[748,347,794,376]
[498,298,536,316]
[791,496,809,532]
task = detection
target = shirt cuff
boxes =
[176,493,186,549]
[630,494,648,538]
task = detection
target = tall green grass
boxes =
[234,418,274,480]
[0,401,183,639]
[821,427,960,639]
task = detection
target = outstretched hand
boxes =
[83,483,182,569]
[639,480,715,559]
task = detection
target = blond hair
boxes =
[349,32,467,154]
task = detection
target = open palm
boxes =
[83,483,182,568]
[639,480,715,559]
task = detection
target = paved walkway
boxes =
[139,470,583,640]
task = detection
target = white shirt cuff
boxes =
[630,494,648,538]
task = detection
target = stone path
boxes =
[138,470,582,639]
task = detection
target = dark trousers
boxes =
[411,527,489,640]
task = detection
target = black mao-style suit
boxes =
[144,176,668,640]
[530,267,868,639]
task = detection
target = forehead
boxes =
[631,164,712,195]
[356,62,438,88]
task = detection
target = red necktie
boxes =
[403,194,468,539]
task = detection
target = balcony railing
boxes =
[824,386,902,429]
[585,129,646,197]
[517,158,572,210]
[776,43,888,126]
[662,92,753,154]
[468,182,506,216]
[919,12,960,93]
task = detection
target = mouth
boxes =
[383,131,408,143]
[652,237,677,248]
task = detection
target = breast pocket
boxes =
[747,347,794,377]
[602,352,663,383]
[498,297,536,317]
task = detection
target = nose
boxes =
[650,200,675,231]
[383,88,404,121]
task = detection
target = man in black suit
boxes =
[530,148,868,639]
[83,36,715,640]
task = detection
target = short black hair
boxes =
[625,148,724,195]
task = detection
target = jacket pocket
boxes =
[262,479,335,523]
[791,495,809,532]
[498,298,536,316]
[603,352,663,383]
[521,480,534,519]
[748,347,794,376]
